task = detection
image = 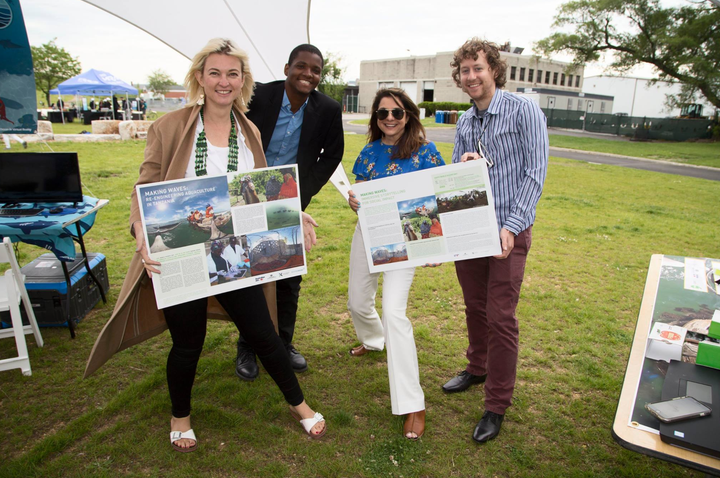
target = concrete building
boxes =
[517,87,614,114]
[358,48,586,113]
[582,75,718,118]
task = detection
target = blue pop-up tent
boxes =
[50,69,138,96]
[50,69,138,122]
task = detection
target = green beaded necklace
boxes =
[194,108,239,176]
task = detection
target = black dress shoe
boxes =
[472,411,504,443]
[442,370,487,393]
[286,344,308,372]
[235,347,258,381]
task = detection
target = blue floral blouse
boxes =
[352,139,444,181]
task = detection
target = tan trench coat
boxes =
[84,104,277,378]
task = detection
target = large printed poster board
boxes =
[354,161,501,273]
[137,165,306,309]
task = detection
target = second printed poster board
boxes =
[354,160,501,273]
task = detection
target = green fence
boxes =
[541,109,714,141]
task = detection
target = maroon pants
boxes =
[454,226,532,414]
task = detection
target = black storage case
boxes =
[0,253,109,328]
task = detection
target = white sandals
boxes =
[289,408,326,439]
[170,429,198,453]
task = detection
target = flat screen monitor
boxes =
[0,152,83,204]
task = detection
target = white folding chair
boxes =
[0,237,43,376]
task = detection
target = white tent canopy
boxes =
[81,0,311,83]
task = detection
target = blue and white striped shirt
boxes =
[453,89,548,235]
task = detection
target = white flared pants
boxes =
[347,224,424,415]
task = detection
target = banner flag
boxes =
[0,0,38,134]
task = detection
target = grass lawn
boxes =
[346,119,719,168]
[549,135,720,168]
[0,136,718,477]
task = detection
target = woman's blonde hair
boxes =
[184,38,254,113]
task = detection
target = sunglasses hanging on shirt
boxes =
[376,108,406,120]
[473,116,494,168]
[477,139,494,168]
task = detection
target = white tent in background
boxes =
[81,0,311,83]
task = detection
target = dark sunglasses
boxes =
[376,108,406,120]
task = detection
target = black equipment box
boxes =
[0,253,109,328]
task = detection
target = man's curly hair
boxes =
[451,38,507,90]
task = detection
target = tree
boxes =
[318,52,346,104]
[31,40,82,106]
[536,0,720,110]
[147,69,176,96]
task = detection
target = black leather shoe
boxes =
[473,411,504,443]
[235,347,258,381]
[286,344,308,373]
[442,370,487,393]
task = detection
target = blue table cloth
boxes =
[0,196,100,262]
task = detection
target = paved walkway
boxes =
[341,114,720,182]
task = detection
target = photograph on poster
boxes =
[204,236,250,286]
[265,200,301,230]
[245,225,305,276]
[229,167,299,206]
[398,195,439,242]
[370,242,408,266]
[140,176,232,252]
[436,188,488,213]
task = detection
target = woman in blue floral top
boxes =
[347,88,444,440]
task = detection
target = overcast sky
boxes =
[20,0,663,87]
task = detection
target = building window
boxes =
[510,66,516,80]
[567,98,573,110]
[553,72,558,85]
[545,71,551,84]
[519,67,525,81]
[577,100,583,110]
[600,102,606,112]
[561,73,565,86]
[528,69,534,83]
[567,75,572,87]
[537,70,542,83]
[575,75,580,87]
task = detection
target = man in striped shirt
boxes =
[441,38,548,444]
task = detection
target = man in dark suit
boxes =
[235,44,344,380]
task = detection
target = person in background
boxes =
[234,43,344,380]
[429,217,443,237]
[442,37,548,444]
[265,175,281,201]
[223,236,244,268]
[347,87,444,440]
[2,134,27,150]
[279,172,298,199]
[207,240,231,283]
[420,220,431,239]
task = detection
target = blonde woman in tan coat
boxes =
[86,39,326,453]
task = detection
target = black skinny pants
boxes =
[163,285,304,418]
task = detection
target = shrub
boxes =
[418,101,473,117]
